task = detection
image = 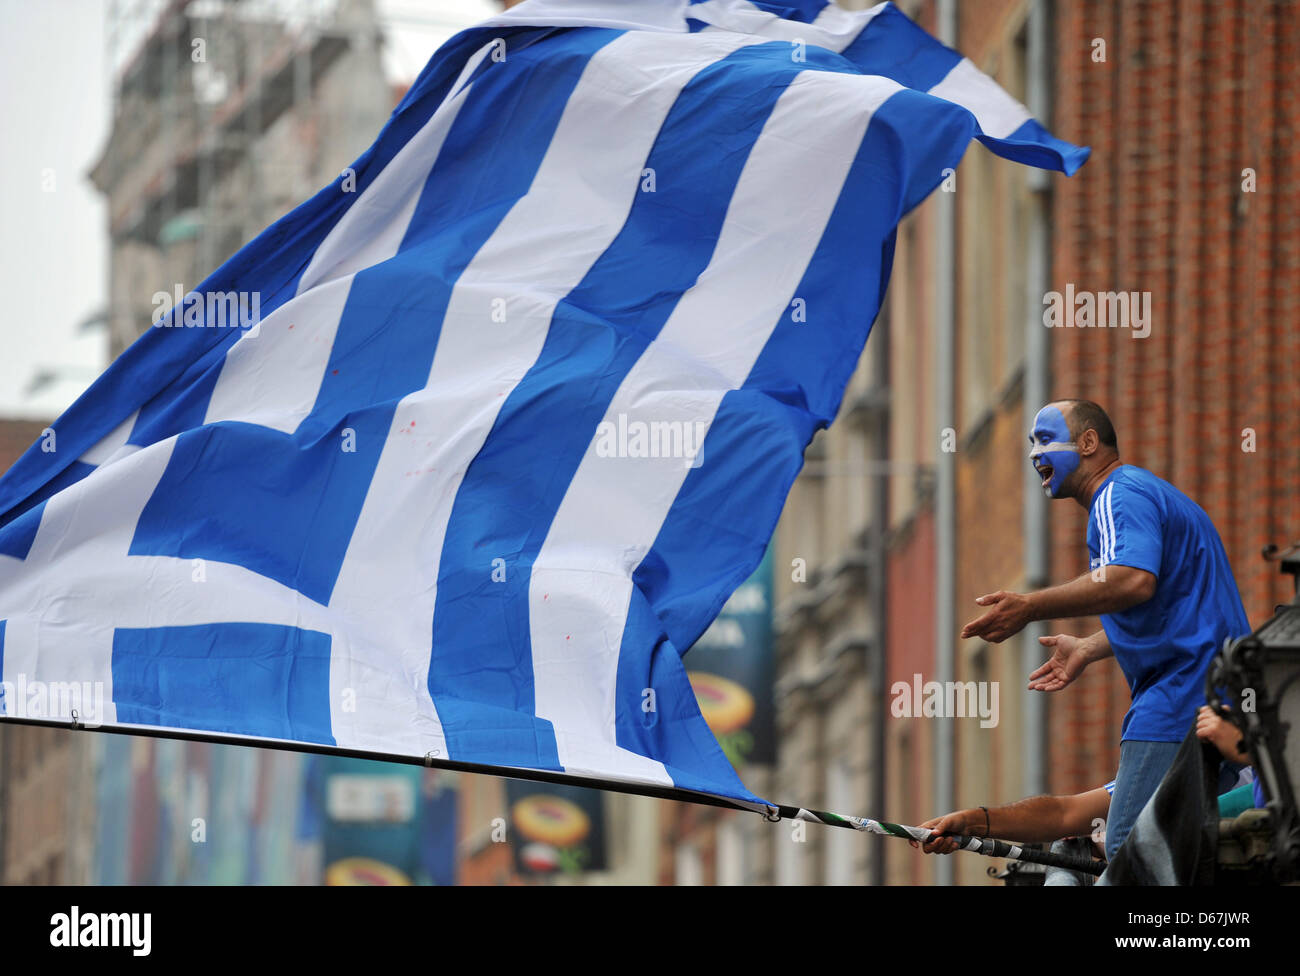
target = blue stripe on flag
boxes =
[748,0,831,23]
[128,28,622,607]
[994,117,1092,177]
[428,40,804,770]
[884,88,980,215]
[615,88,982,787]
[839,5,1089,176]
[620,597,761,799]
[128,421,377,605]
[127,346,228,450]
[839,3,961,91]
[631,89,972,659]
[0,460,96,560]
[112,623,334,744]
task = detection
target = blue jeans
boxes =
[1106,739,1182,862]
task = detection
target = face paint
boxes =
[1028,405,1080,498]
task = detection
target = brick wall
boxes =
[1047,0,1300,794]
[884,507,936,884]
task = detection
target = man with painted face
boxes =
[960,398,1250,862]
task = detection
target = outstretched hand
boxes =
[1028,633,1090,691]
[960,590,1031,643]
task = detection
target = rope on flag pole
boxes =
[767,804,1107,877]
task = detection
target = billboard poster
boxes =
[505,779,607,877]
[299,755,457,885]
[684,545,776,767]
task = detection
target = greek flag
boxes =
[0,0,1086,811]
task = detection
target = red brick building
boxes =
[873,0,1299,885]
[1041,0,1300,795]
[654,0,1297,887]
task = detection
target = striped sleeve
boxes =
[1093,481,1163,576]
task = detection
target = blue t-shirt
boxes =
[1087,465,1250,742]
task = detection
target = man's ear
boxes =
[1078,428,1099,456]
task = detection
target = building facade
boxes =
[720,0,1298,886]
[93,0,394,358]
[5,0,1293,887]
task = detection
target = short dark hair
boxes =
[1059,399,1118,451]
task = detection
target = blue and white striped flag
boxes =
[0,0,1086,812]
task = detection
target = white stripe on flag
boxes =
[325,29,766,759]
[926,57,1032,140]
[689,0,885,52]
[483,0,695,34]
[202,43,494,435]
[529,70,901,784]
[0,442,177,726]
[0,438,339,726]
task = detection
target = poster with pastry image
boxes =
[505,779,607,877]
[685,546,775,767]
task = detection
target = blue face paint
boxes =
[1028,406,1080,498]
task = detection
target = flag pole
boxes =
[0,714,1104,876]
[771,805,1106,876]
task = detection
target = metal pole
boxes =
[784,806,1105,876]
[933,0,958,888]
[869,309,890,886]
[0,724,9,882]
[1022,0,1053,800]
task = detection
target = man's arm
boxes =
[913,788,1112,854]
[961,565,1156,643]
[1024,566,1157,619]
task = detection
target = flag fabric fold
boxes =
[0,0,1087,810]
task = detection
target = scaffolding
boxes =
[94,0,400,356]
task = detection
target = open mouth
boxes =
[1036,463,1054,488]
